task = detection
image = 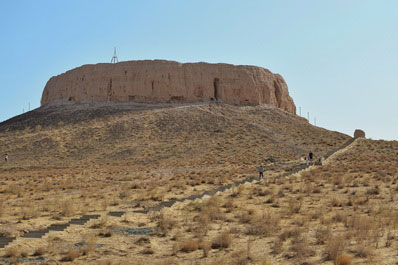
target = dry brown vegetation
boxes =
[4,103,397,264]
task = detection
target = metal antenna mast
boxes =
[111,47,119,63]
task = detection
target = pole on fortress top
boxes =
[299,106,301,116]
[111,47,119,63]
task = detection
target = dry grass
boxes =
[200,241,211,257]
[245,212,280,236]
[62,248,81,261]
[211,231,232,249]
[90,216,108,229]
[81,235,97,256]
[324,235,345,261]
[2,105,398,264]
[60,199,75,217]
[155,212,177,236]
[179,239,200,253]
[33,246,47,256]
[4,247,19,258]
[335,253,352,265]
[0,199,4,217]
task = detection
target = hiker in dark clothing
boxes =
[308,151,314,165]
[4,154,8,162]
[258,165,264,179]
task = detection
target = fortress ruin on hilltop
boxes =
[41,60,296,114]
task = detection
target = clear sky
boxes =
[1,0,397,140]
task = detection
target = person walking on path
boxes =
[305,153,310,167]
[309,151,314,165]
[258,165,264,179]
[4,153,8,163]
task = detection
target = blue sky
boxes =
[0,0,397,140]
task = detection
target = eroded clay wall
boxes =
[41,60,296,114]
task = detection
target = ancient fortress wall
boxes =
[41,60,296,114]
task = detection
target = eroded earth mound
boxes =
[41,60,296,114]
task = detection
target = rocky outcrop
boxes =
[354,129,366,138]
[41,60,296,114]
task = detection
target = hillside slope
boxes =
[0,102,349,174]
[0,102,358,264]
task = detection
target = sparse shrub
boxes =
[135,236,150,245]
[346,215,374,240]
[157,212,177,236]
[314,227,330,245]
[288,198,302,214]
[33,246,47,256]
[279,227,302,242]
[335,254,352,265]
[179,239,199,253]
[98,259,112,265]
[237,209,255,224]
[331,198,343,207]
[21,200,39,220]
[246,212,280,236]
[60,199,75,217]
[101,199,108,210]
[313,186,321,193]
[223,199,234,212]
[201,198,225,221]
[211,231,232,249]
[261,259,272,265]
[353,244,373,258]
[289,237,314,259]
[0,199,4,217]
[230,250,250,265]
[81,236,96,256]
[4,247,19,258]
[194,213,210,236]
[385,231,393,247]
[9,256,19,265]
[90,216,108,229]
[200,241,211,257]
[324,235,344,261]
[20,250,28,258]
[98,229,112,237]
[332,212,347,223]
[62,248,80,261]
[140,247,154,255]
[366,186,379,195]
[171,242,179,256]
[301,171,312,179]
[8,184,23,197]
[271,238,282,254]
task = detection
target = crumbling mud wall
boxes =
[41,60,296,114]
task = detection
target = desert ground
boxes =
[1,103,396,264]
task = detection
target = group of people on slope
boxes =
[257,150,316,179]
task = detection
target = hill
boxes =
[0,102,347,173]
[0,102,358,264]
